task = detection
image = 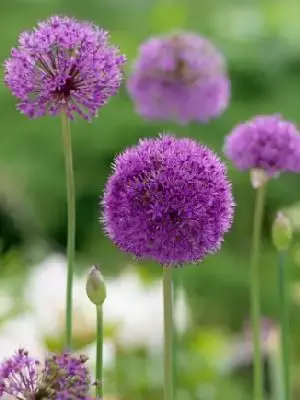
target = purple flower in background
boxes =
[224,115,300,176]
[103,135,234,265]
[4,15,126,120]
[127,31,230,125]
[0,349,91,399]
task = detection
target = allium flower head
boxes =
[127,31,230,125]
[224,115,300,176]
[4,15,126,120]
[103,135,234,265]
[0,349,91,399]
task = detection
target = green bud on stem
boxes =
[86,265,106,306]
[272,212,292,251]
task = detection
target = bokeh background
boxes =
[1,0,300,398]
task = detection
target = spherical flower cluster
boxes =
[4,15,126,120]
[44,353,91,398]
[103,135,234,265]
[127,31,230,125]
[0,349,91,399]
[224,115,300,176]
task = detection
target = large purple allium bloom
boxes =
[103,135,234,265]
[4,15,126,120]
[224,115,300,176]
[0,349,91,399]
[127,32,230,125]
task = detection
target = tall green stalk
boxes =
[172,268,178,399]
[61,113,76,350]
[163,266,174,400]
[277,251,290,400]
[86,266,106,399]
[96,305,104,399]
[250,184,266,400]
[269,344,284,400]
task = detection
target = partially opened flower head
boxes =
[127,31,230,125]
[4,15,126,120]
[224,115,300,176]
[0,349,91,399]
[103,135,234,265]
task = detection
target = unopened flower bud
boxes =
[272,212,292,251]
[86,265,106,306]
[250,168,269,189]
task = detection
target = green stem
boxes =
[250,184,266,400]
[61,113,76,350]
[163,266,174,400]
[96,305,104,399]
[269,344,284,400]
[172,268,178,399]
[277,251,290,400]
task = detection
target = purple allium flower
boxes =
[44,353,91,399]
[0,349,40,398]
[103,135,234,265]
[0,349,91,399]
[127,31,230,125]
[224,115,300,176]
[4,15,126,120]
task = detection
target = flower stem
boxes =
[277,251,291,400]
[250,184,266,400]
[61,113,76,350]
[172,268,178,399]
[269,343,284,400]
[96,305,104,399]
[163,265,174,400]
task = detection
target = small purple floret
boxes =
[127,31,230,125]
[224,115,300,175]
[4,15,126,120]
[0,349,91,399]
[0,349,39,398]
[103,135,234,265]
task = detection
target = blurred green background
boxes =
[2,0,300,398]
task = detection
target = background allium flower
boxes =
[103,135,234,265]
[0,349,91,399]
[4,15,126,120]
[224,115,300,175]
[127,31,230,125]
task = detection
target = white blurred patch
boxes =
[0,290,14,318]
[104,268,190,350]
[25,253,95,337]
[0,314,45,360]
[24,254,190,351]
[82,340,116,377]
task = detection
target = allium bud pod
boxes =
[250,168,269,189]
[272,212,292,251]
[86,265,106,306]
